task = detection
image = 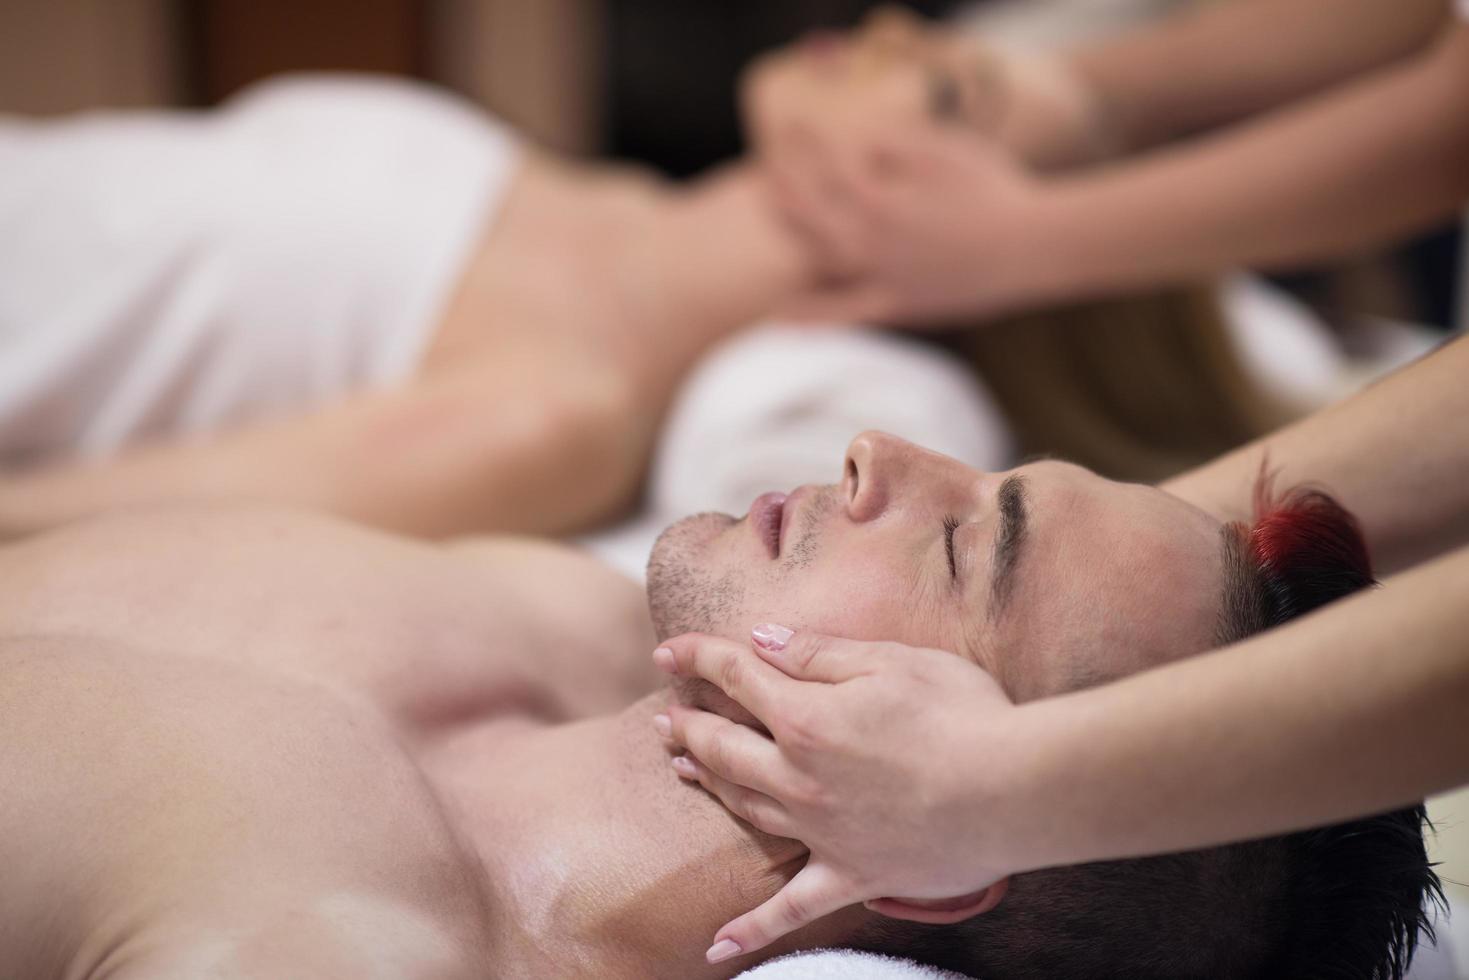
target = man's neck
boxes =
[423,692,855,978]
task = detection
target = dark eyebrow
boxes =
[988,475,1029,617]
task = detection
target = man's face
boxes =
[647,431,1225,702]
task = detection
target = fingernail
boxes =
[706,938,742,963]
[752,623,794,652]
[653,713,672,738]
[672,755,697,778]
[653,647,676,673]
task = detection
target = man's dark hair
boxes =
[855,477,1444,979]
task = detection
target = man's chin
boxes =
[645,512,743,641]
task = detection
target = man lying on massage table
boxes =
[0,432,1437,980]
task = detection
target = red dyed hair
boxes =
[1215,468,1376,646]
[1244,471,1376,623]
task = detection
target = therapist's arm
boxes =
[1022,19,1469,301]
[1017,543,1469,869]
[1041,0,1450,163]
[653,548,1469,956]
[772,19,1469,324]
[1163,335,1469,574]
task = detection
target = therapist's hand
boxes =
[653,625,1037,962]
[767,121,1054,326]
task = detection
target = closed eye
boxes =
[943,515,960,580]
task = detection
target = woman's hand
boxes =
[652,625,1041,962]
[739,11,1112,173]
[765,121,1057,326]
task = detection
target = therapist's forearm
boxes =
[1012,545,1469,872]
[1162,336,1469,574]
[1020,23,1469,305]
[1063,0,1449,154]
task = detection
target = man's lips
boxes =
[749,491,788,559]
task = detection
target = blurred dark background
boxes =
[0,0,1458,330]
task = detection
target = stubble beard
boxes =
[646,512,748,642]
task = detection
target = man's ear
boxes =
[865,878,1010,925]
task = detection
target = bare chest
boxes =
[0,509,657,738]
[0,639,499,980]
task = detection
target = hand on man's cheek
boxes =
[670,674,770,733]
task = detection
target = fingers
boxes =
[751,626,891,684]
[668,750,794,839]
[655,632,800,723]
[858,119,985,177]
[705,862,861,963]
[769,133,874,281]
[964,42,1011,135]
[776,281,900,325]
[662,703,789,800]
[865,879,1009,924]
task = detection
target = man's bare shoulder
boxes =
[0,634,496,980]
[447,533,653,637]
[0,503,659,730]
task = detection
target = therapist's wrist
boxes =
[920,693,1061,882]
[970,176,1100,318]
[974,693,1101,876]
[1005,168,1175,312]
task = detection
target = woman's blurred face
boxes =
[741,7,994,139]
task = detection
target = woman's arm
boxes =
[1163,335,1469,574]
[0,346,643,539]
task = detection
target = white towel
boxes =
[736,949,970,980]
[0,74,518,464]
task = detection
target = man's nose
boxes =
[843,430,909,522]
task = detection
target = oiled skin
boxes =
[0,505,665,979]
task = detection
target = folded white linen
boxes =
[736,949,969,980]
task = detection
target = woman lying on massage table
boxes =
[0,0,1074,545]
[0,74,811,539]
[659,335,1469,974]
[0,10,1303,543]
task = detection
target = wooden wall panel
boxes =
[0,0,183,114]
[189,0,424,105]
